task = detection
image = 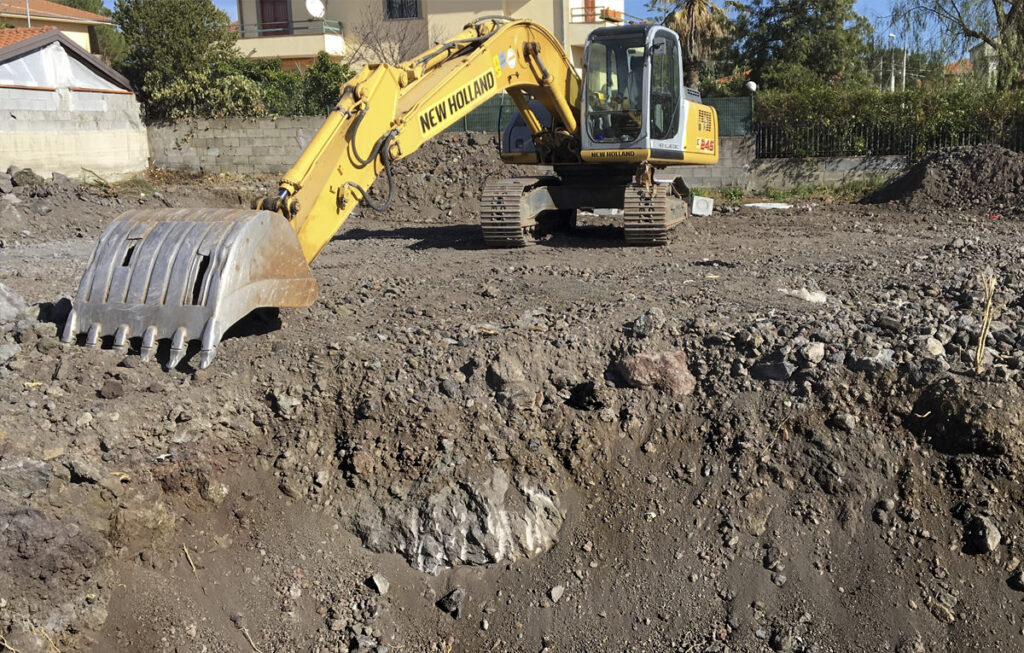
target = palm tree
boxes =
[662,0,730,88]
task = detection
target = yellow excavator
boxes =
[62,17,719,368]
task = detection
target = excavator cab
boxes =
[580,24,718,166]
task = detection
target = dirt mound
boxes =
[868,144,1024,216]
[359,132,528,224]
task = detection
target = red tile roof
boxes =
[0,24,55,49]
[944,58,973,76]
[0,0,111,24]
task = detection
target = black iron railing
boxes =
[754,122,1024,159]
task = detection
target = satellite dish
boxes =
[305,0,325,19]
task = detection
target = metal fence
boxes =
[444,94,519,132]
[754,122,1024,159]
[704,97,753,137]
[236,19,342,38]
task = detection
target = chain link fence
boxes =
[703,97,753,137]
[444,94,519,133]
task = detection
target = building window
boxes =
[259,0,291,35]
[385,0,421,20]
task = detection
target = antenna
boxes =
[305,0,325,20]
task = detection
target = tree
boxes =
[299,52,355,115]
[649,1,732,87]
[730,0,874,91]
[114,0,241,116]
[52,0,127,66]
[343,4,436,66]
[891,0,1023,89]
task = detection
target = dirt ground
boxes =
[2,137,1024,653]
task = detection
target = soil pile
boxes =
[362,132,529,224]
[868,144,1024,216]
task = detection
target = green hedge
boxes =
[753,85,1024,158]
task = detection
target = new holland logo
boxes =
[418,71,496,135]
[588,150,641,159]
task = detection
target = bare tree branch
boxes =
[343,5,441,66]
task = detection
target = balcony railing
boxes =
[570,6,624,23]
[236,19,343,39]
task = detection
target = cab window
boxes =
[648,36,680,141]
[585,35,645,144]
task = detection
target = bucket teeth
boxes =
[166,327,188,370]
[198,349,217,370]
[61,309,78,344]
[85,323,101,348]
[140,326,157,362]
[113,325,130,351]
[198,319,218,370]
[63,208,317,368]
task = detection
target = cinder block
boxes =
[690,195,714,216]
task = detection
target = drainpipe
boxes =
[557,0,565,48]
[25,0,31,27]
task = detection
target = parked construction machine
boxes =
[62,17,719,368]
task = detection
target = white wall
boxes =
[0,88,149,180]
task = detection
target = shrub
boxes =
[754,83,1024,158]
[300,52,355,115]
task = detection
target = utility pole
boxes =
[889,33,896,92]
[901,41,907,91]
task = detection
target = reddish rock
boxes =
[616,351,696,397]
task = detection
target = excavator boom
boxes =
[62,18,582,368]
[276,18,581,261]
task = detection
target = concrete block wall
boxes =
[659,136,752,189]
[747,154,908,189]
[147,120,909,190]
[147,117,324,175]
[0,88,150,181]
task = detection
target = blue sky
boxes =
[623,0,892,25]
[100,1,895,27]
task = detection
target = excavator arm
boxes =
[61,18,583,369]
[263,17,582,262]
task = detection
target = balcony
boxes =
[569,6,624,24]
[235,19,346,63]
[564,5,625,64]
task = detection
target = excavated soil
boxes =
[868,144,1024,218]
[3,137,1024,652]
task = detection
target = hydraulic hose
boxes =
[345,130,397,212]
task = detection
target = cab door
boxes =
[646,27,683,162]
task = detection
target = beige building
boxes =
[0,0,111,55]
[236,0,625,71]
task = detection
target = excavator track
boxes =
[623,183,672,246]
[480,178,540,247]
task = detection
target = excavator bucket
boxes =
[61,208,317,369]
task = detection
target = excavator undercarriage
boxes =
[480,165,684,248]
